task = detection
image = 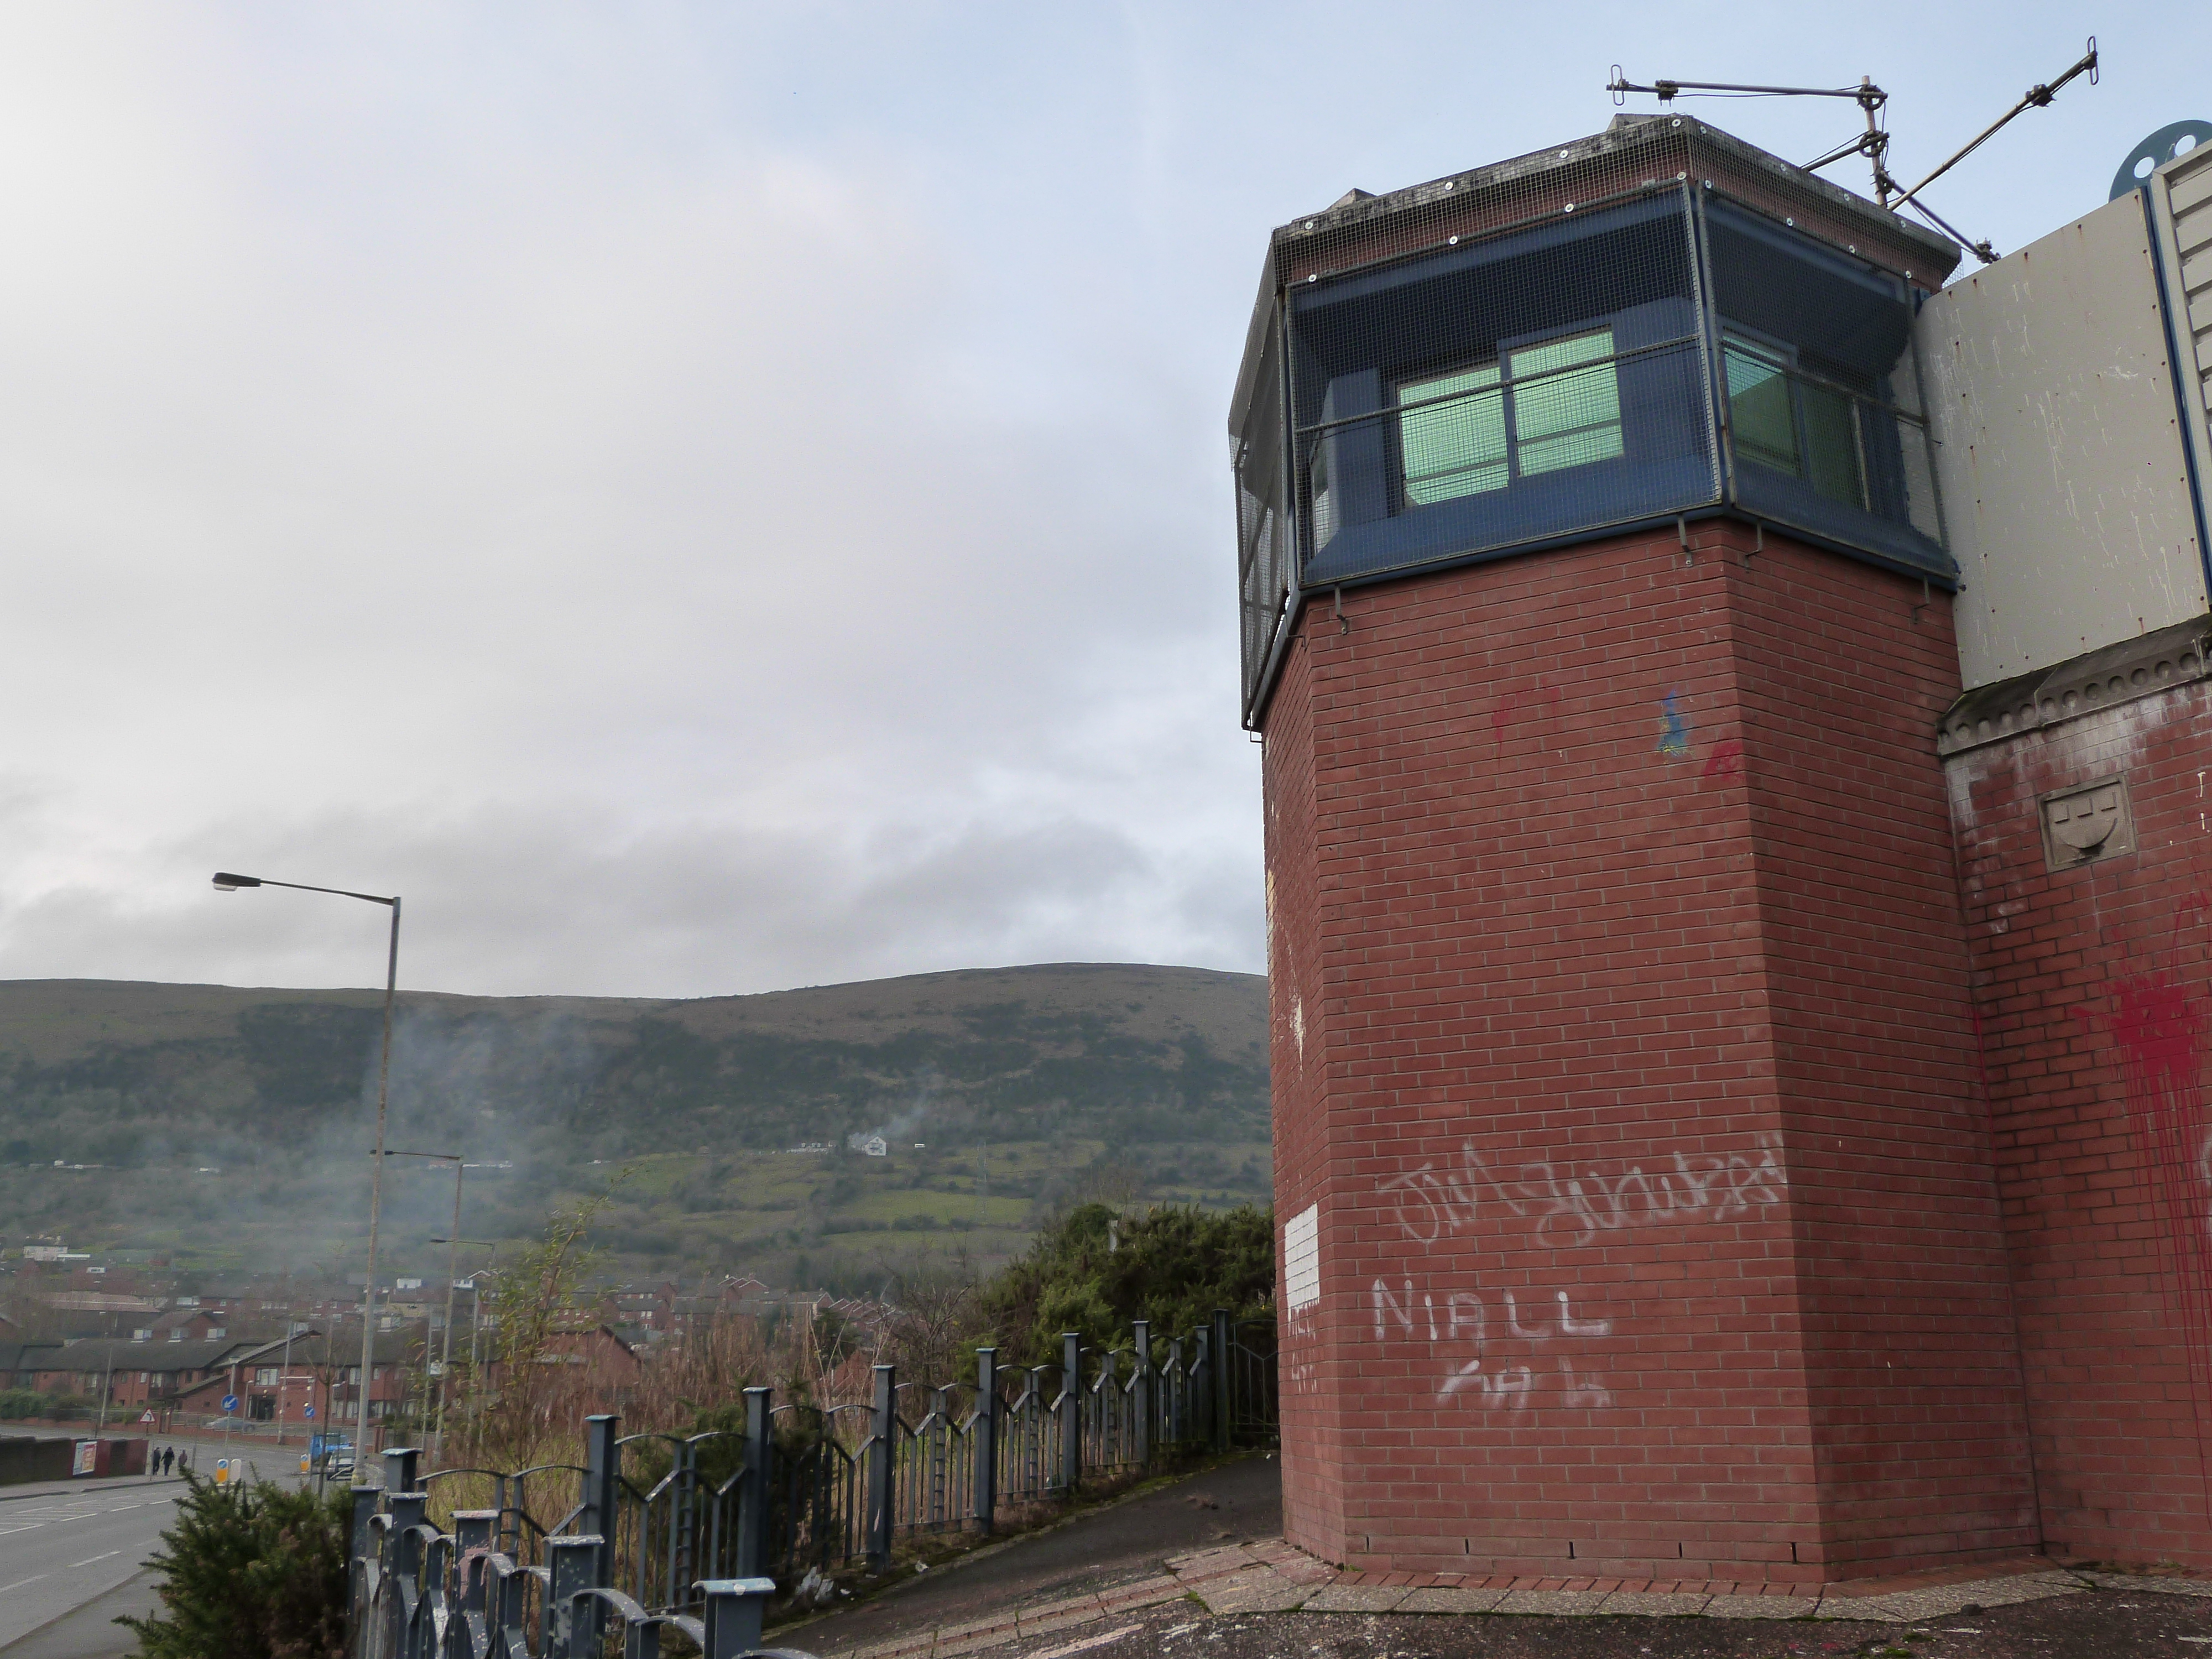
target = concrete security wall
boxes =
[1918,191,2208,691]
[1943,639,2212,1569]
[1259,522,2033,1581]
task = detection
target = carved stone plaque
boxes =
[2039,776,2135,872]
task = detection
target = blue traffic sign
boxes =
[302,1405,315,1419]
[220,1394,238,1414]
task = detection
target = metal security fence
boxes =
[349,1311,1277,1657]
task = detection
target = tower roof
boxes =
[1233,116,1958,447]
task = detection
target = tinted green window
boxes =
[1726,334,1866,508]
[1724,339,1798,474]
[1510,328,1623,474]
[1801,383,1864,507]
[1398,363,1505,504]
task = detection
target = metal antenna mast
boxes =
[1608,68,1894,202]
[1608,39,2099,265]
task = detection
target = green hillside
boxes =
[0,964,1271,1282]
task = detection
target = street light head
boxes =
[211,872,262,891]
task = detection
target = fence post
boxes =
[738,1385,773,1581]
[1211,1308,1232,1453]
[454,1510,497,1614]
[349,1484,379,1564]
[1059,1332,1082,1496]
[697,1577,779,1659]
[1167,1336,1184,1445]
[575,1425,619,1655]
[867,1364,895,1573]
[348,1484,379,1642]
[1131,1321,1151,1467]
[381,1447,419,1496]
[546,1535,600,1656]
[973,1347,997,1535]
[583,1414,619,1591]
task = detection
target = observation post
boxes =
[1232,115,2039,1582]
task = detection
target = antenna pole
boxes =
[1891,39,2099,211]
[1860,77,1890,206]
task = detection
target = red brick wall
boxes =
[1257,521,2033,1580]
[1263,606,1345,1553]
[1945,657,2212,1568]
[1726,531,2038,1571]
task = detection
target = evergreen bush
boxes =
[120,1473,350,1658]
[974,1201,1274,1365]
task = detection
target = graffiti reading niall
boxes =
[1375,1131,1788,1250]
[1365,1133,1790,1408]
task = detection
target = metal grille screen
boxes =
[1230,117,1957,725]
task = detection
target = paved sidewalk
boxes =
[823,1540,2125,1658]
[786,1449,2212,1659]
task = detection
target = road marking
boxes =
[67,1551,123,1568]
[0,1574,50,1595]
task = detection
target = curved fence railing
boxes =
[348,1308,1277,1656]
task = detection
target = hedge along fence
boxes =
[351,1312,1278,1656]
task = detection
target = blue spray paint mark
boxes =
[1658,691,1691,758]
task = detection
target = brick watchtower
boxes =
[1232,117,2044,1582]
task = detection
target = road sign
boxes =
[221,1394,238,1414]
[140,1410,155,1424]
[214,1457,231,1486]
[302,1405,315,1420]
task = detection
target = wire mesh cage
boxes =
[1230,114,1961,726]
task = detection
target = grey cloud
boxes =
[0,4,2160,1000]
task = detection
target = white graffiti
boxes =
[1371,1279,1619,1409]
[1371,1281,1611,1346]
[1375,1132,1787,1250]
[1437,1360,1534,1407]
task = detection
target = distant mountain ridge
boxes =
[0,964,1271,1277]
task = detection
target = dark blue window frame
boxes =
[1282,189,1950,594]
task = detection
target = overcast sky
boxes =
[0,2,2197,1000]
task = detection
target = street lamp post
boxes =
[428,1236,499,1461]
[213,871,400,1480]
[380,1149,502,1464]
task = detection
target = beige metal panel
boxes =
[1918,192,2208,688]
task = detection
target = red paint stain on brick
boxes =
[2092,974,2212,1488]
[1490,681,1559,742]
[1700,738,1743,783]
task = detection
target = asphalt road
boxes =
[0,1455,289,1658]
[0,1485,178,1654]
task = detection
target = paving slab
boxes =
[2090,1572,2212,1598]
[1840,1574,2088,1625]
[1593,1590,1709,1616]
[1195,1572,1312,1614]
[1300,1582,1410,1612]
[1015,1601,1103,1639]
[1702,1593,1819,1619]
[1399,1587,1506,1614]
[1494,1589,1613,1615]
